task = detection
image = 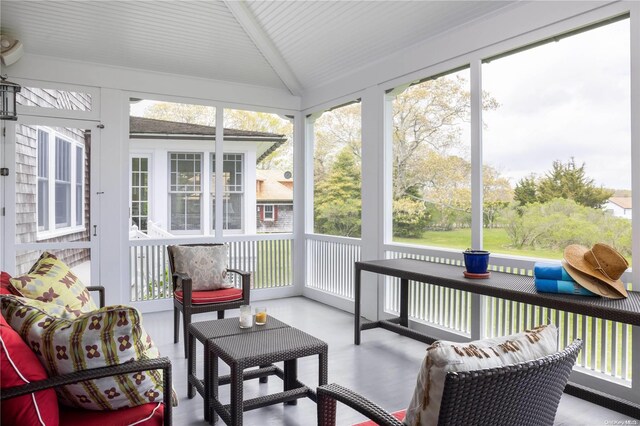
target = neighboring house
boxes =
[604,197,632,220]
[129,116,287,236]
[14,88,92,274]
[256,170,293,233]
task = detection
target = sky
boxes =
[482,19,631,190]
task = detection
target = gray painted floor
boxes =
[142,297,637,426]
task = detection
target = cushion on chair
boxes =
[403,324,558,426]
[1,296,169,411]
[9,252,98,316]
[1,271,17,295]
[171,245,233,291]
[354,410,406,425]
[0,310,60,426]
[174,287,243,304]
[60,402,164,426]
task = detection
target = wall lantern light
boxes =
[0,75,21,121]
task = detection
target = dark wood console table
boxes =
[354,258,640,418]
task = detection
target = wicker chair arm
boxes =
[85,285,105,308]
[227,268,250,279]
[1,357,173,426]
[228,268,251,300]
[317,383,403,426]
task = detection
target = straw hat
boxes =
[562,243,629,299]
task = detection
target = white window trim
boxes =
[36,126,85,239]
[263,204,275,221]
[211,152,246,233]
[168,152,203,234]
[130,153,152,232]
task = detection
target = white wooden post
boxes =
[361,86,385,322]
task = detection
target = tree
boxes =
[514,158,613,209]
[314,148,362,237]
[513,174,537,206]
[142,102,215,126]
[482,165,513,228]
[393,197,430,237]
[391,75,499,200]
[499,198,631,256]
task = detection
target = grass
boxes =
[394,228,563,260]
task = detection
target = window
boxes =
[482,18,631,261]
[212,153,244,231]
[169,153,202,231]
[131,157,149,231]
[390,68,472,248]
[36,127,84,235]
[37,130,49,230]
[76,146,83,225]
[55,137,71,227]
[264,205,274,221]
[312,101,362,237]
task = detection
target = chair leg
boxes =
[317,391,337,426]
[183,311,191,359]
[174,307,180,344]
[217,310,225,320]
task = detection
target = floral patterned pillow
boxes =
[0,296,171,410]
[10,252,98,316]
[171,245,233,291]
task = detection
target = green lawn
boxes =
[394,228,563,260]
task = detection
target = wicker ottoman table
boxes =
[208,325,328,426]
[188,317,290,422]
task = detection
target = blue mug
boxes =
[463,250,490,274]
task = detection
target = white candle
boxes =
[239,305,253,328]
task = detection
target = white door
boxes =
[3,116,101,285]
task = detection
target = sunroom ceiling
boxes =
[1,1,516,95]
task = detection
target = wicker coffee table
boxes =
[208,324,328,426]
[187,317,290,422]
[187,316,329,425]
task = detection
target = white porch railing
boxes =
[305,234,362,299]
[129,234,293,302]
[384,244,633,386]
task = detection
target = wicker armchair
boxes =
[167,243,251,358]
[1,357,173,426]
[1,285,173,426]
[318,340,583,426]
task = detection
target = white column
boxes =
[99,88,129,306]
[629,1,640,405]
[293,112,306,295]
[470,59,484,340]
[360,86,385,321]
[214,107,224,240]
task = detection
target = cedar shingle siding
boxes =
[15,88,92,275]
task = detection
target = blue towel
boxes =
[533,263,574,281]
[534,278,596,296]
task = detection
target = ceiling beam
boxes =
[224,0,303,96]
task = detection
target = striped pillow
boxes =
[1,296,168,411]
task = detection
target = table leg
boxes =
[319,348,328,386]
[230,363,243,426]
[400,278,409,327]
[354,265,361,345]
[210,353,219,425]
[259,364,269,383]
[203,340,211,423]
[284,359,298,405]
[187,330,195,399]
